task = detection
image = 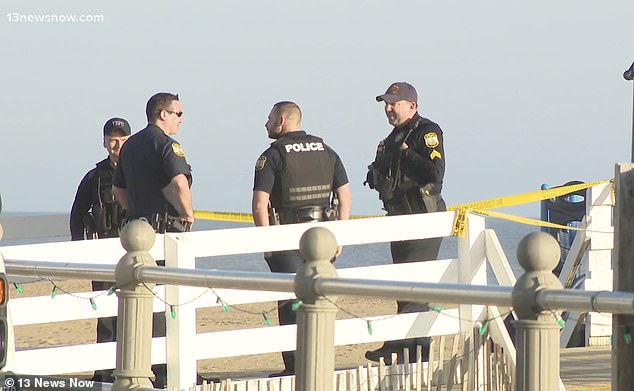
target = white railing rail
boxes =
[1,211,516,389]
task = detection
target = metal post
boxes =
[294,227,339,391]
[112,220,157,391]
[624,62,634,162]
[512,232,563,391]
[612,163,634,390]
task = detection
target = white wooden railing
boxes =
[0,211,521,390]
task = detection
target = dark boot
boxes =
[151,364,167,389]
[269,351,295,377]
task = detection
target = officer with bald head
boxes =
[252,101,351,376]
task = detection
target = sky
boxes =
[1,1,633,219]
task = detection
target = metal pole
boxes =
[111,220,157,391]
[512,232,563,391]
[294,227,339,391]
[624,62,634,162]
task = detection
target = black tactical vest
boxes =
[272,134,335,211]
[369,117,422,202]
[91,162,125,238]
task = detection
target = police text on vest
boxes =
[284,142,325,153]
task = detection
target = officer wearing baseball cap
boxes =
[70,116,131,382]
[365,82,447,364]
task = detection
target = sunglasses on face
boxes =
[165,110,183,117]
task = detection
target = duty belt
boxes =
[279,206,327,225]
[123,214,192,233]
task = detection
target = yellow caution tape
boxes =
[470,209,587,231]
[447,180,609,212]
[449,180,611,237]
[194,180,613,237]
[193,210,385,222]
[193,210,254,223]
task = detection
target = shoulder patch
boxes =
[255,155,267,171]
[424,132,439,148]
[171,142,185,157]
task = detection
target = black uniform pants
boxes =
[265,250,304,372]
[378,237,443,356]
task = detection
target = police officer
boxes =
[252,101,351,376]
[70,117,130,241]
[69,117,131,383]
[113,92,193,388]
[364,82,446,364]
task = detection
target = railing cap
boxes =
[120,219,155,252]
[299,226,337,262]
[517,231,560,273]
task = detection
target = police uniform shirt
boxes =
[113,124,192,219]
[70,157,119,240]
[253,131,348,209]
[379,113,445,191]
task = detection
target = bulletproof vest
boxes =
[370,117,423,202]
[272,134,335,211]
[92,163,125,238]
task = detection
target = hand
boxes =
[400,142,409,151]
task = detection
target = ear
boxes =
[102,137,107,149]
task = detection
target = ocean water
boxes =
[0,213,539,281]
[193,217,538,281]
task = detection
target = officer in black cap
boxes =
[113,92,193,388]
[70,116,131,383]
[364,82,446,364]
[252,101,351,376]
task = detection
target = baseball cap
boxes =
[103,117,131,136]
[375,82,418,104]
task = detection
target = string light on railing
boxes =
[479,320,489,336]
[366,320,373,335]
[625,327,632,345]
[262,312,272,326]
[170,305,177,319]
[216,296,230,312]
[50,285,57,298]
[13,282,23,294]
[107,286,116,296]
[291,301,302,311]
[89,298,97,310]
[431,304,442,312]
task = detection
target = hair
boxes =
[146,92,180,123]
[273,101,302,125]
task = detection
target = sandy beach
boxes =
[9,279,392,380]
[8,280,612,390]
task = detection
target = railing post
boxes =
[512,232,563,391]
[112,220,157,391]
[294,227,339,391]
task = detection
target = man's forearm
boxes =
[252,190,271,227]
[335,183,351,221]
[164,175,194,222]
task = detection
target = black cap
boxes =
[103,117,131,136]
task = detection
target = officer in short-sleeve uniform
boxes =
[113,93,194,388]
[365,82,446,364]
[114,124,192,222]
[252,101,351,376]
